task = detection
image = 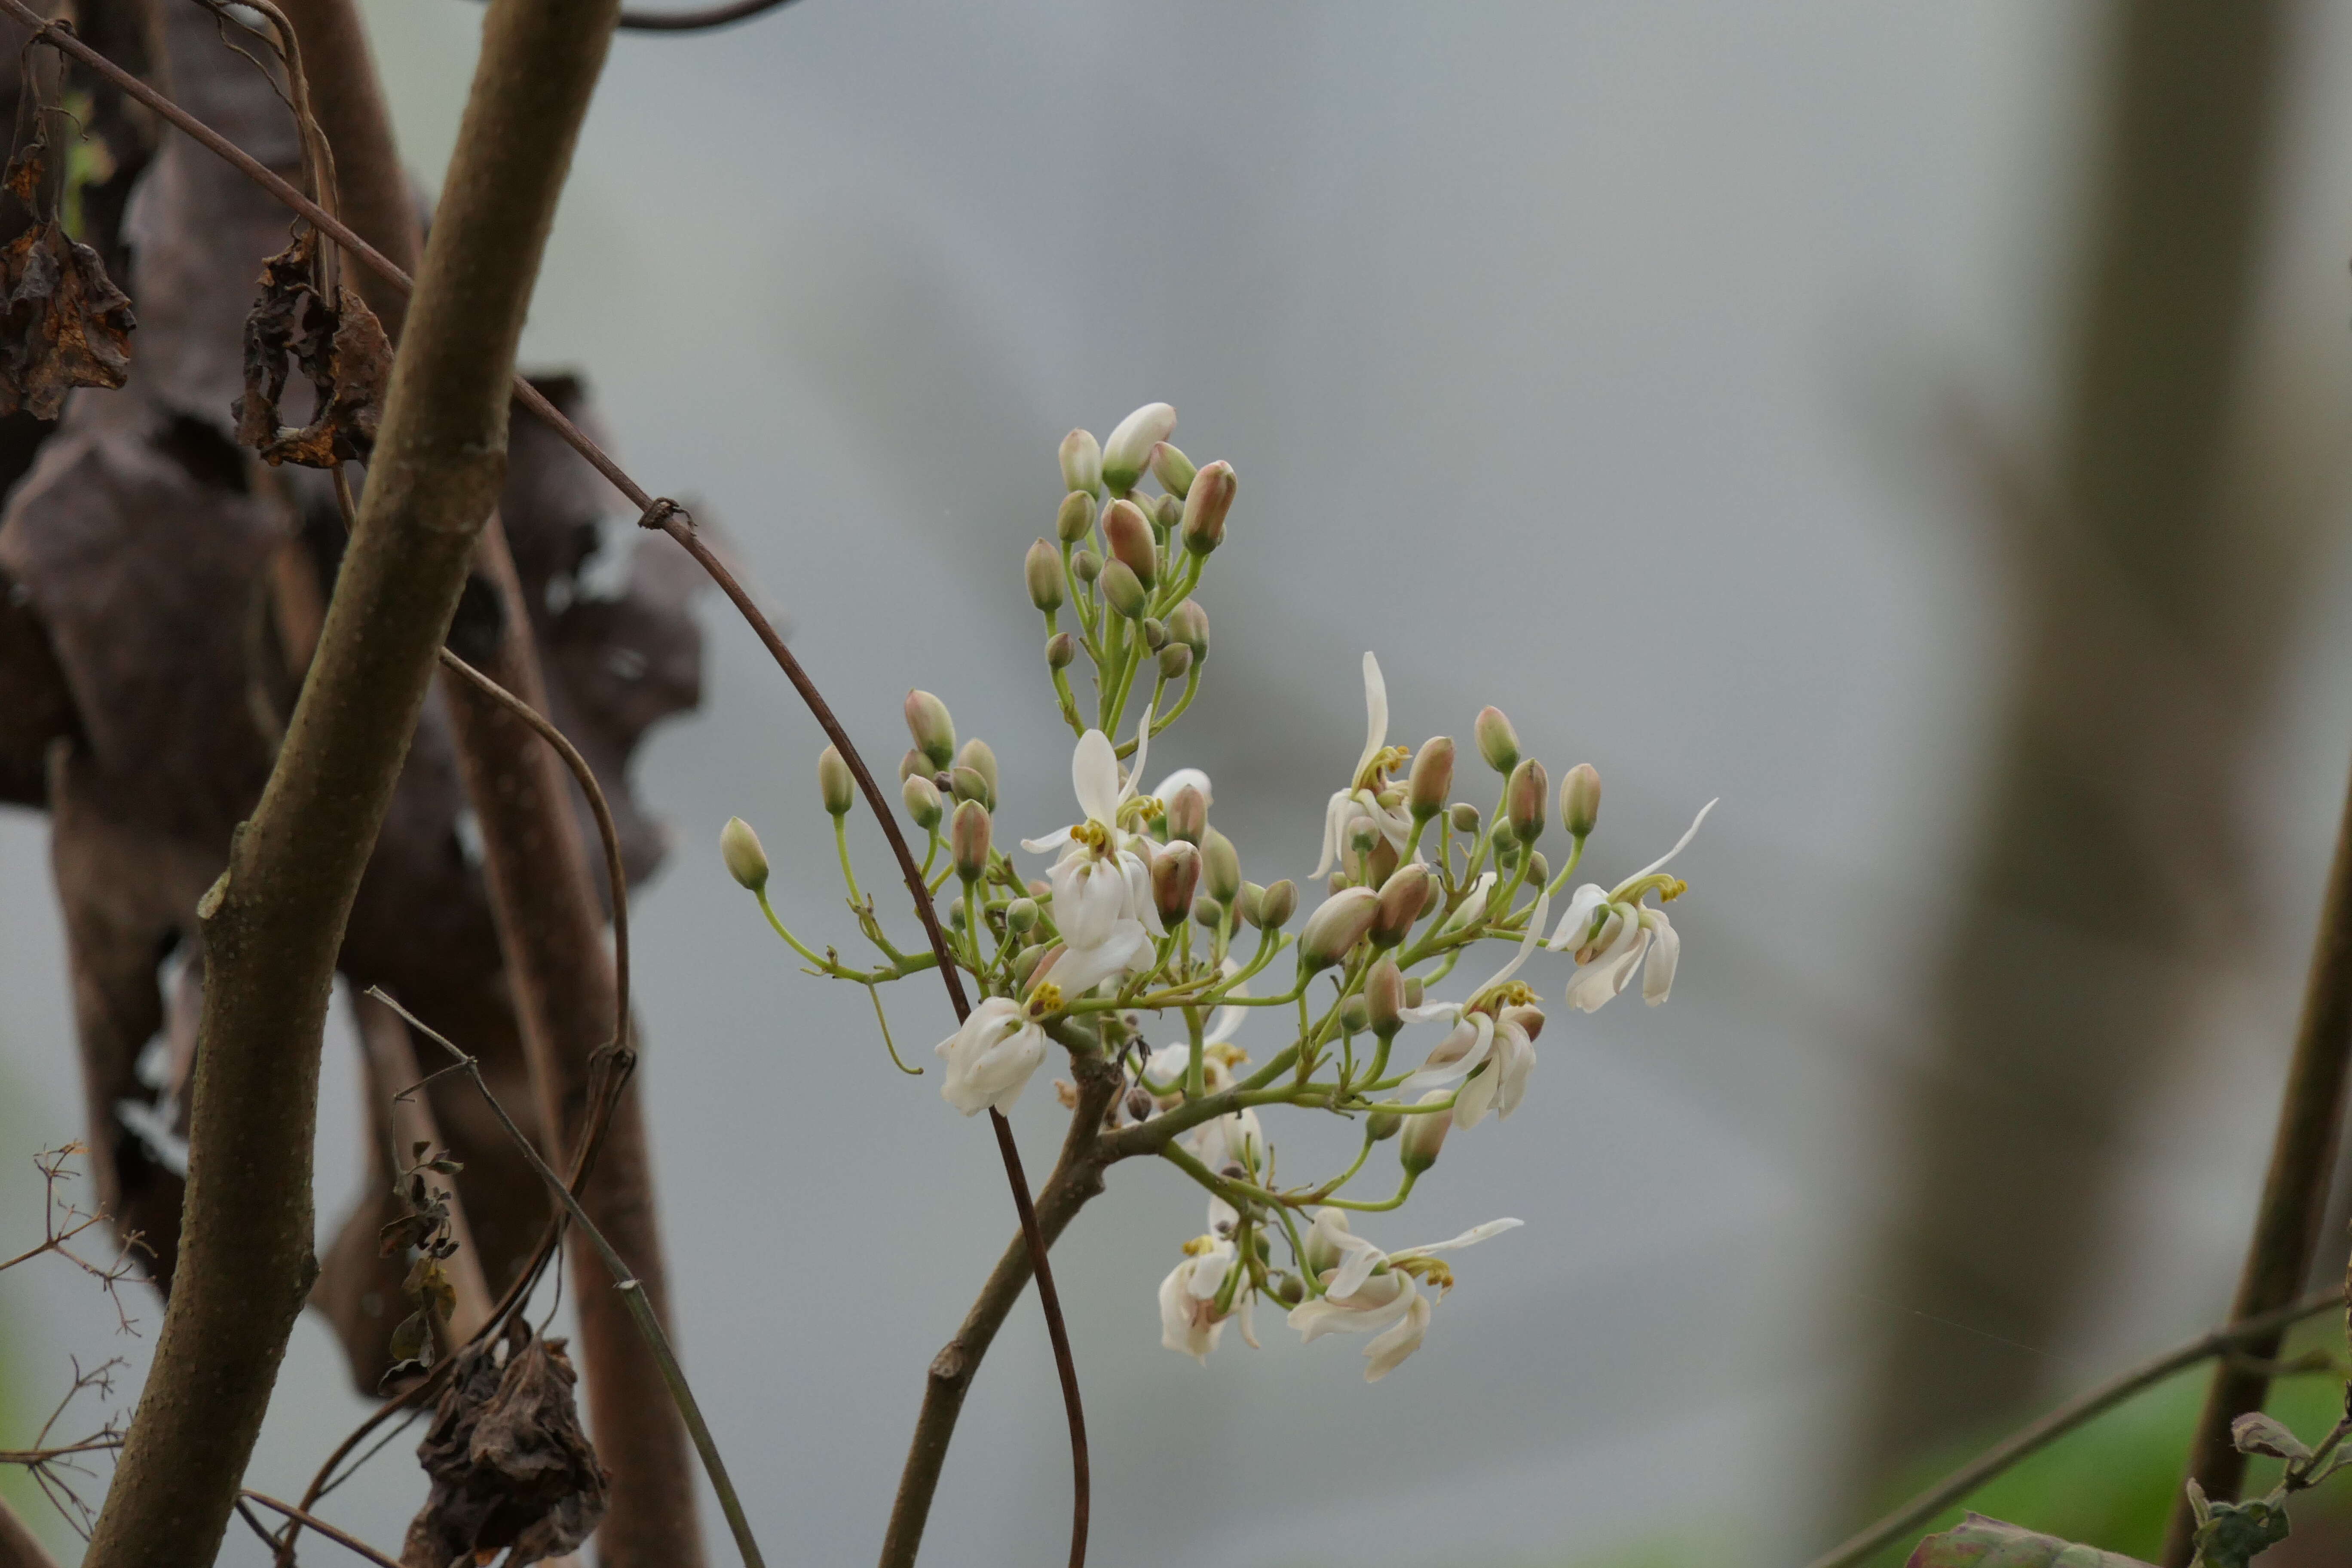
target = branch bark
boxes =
[0,1495,58,1568]
[78,0,621,1561]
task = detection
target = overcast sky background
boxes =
[10,3,2352,1564]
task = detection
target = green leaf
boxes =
[1905,1514,2155,1567]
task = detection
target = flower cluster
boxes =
[725,403,1712,1383]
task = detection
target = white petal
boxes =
[1312,790,1354,879]
[1155,767,1212,808]
[1326,1231,1388,1300]
[1121,700,1158,805]
[1362,1289,1431,1382]
[1121,850,1164,937]
[1396,1000,1465,1026]
[1403,1217,1524,1256]
[1492,1020,1537,1119]
[1565,925,1650,1014]
[1207,1194,1240,1237]
[1019,827,1075,855]
[1354,651,1389,781]
[1237,1290,1260,1350]
[1398,1014,1494,1095]
[1451,1064,1499,1129]
[1546,884,1609,951]
[1288,1275,1414,1341]
[1072,729,1121,825]
[1624,798,1718,885]
[1187,1246,1232,1301]
[1642,910,1681,1004]
[1050,921,1151,997]
[1438,872,1498,937]
[1473,890,1548,998]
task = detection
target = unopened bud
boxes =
[1490,819,1517,854]
[951,800,992,882]
[1158,643,1193,681]
[902,773,943,831]
[1236,881,1265,925]
[1193,897,1223,930]
[956,738,999,808]
[951,765,992,808]
[1366,956,1405,1036]
[720,817,768,892]
[1298,886,1380,971]
[1449,802,1480,834]
[1348,817,1378,856]
[1254,879,1297,930]
[818,745,854,816]
[1070,548,1101,584]
[1060,429,1103,499]
[1368,1111,1403,1142]
[1340,994,1371,1034]
[1098,559,1147,619]
[1475,706,1519,774]
[1102,499,1158,588]
[1271,1273,1306,1307]
[1525,850,1549,886]
[1025,539,1064,612]
[1102,402,1176,494]
[1007,897,1039,935]
[1148,440,1197,499]
[1371,863,1430,948]
[1201,826,1240,900]
[1046,632,1075,670]
[1141,616,1169,651]
[1151,493,1181,531]
[1507,758,1548,845]
[1562,762,1602,837]
[1405,737,1455,823]
[1166,784,1207,844]
[1180,460,1235,556]
[1167,599,1210,661]
[905,689,956,770]
[1399,1091,1450,1174]
[1014,943,1048,987]
[1152,841,1201,925]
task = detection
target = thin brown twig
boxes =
[237,1492,402,1568]
[460,0,804,30]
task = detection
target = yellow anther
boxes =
[1204,1042,1250,1070]
[1659,877,1688,903]
[1498,981,1536,1007]
[1025,982,1065,1020]
[1070,820,1110,853]
[1182,1234,1219,1257]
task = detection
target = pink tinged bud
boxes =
[1407,737,1455,821]
[1399,1091,1450,1174]
[1561,762,1602,837]
[1449,802,1480,834]
[1060,429,1103,498]
[1148,440,1197,499]
[1158,643,1193,681]
[1201,826,1240,901]
[1102,499,1158,588]
[1167,599,1210,660]
[1371,862,1431,948]
[1298,887,1381,971]
[901,773,943,831]
[1152,493,1183,531]
[1340,994,1370,1033]
[1070,548,1101,583]
[817,745,854,816]
[1475,706,1519,774]
[1152,840,1201,924]
[720,816,768,891]
[1507,758,1548,845]
[1141,617,1169,650]
[1366,956,1405,1036]
[1179,460,1234,557]
[905,689,956,770]
[1101,401,1176,494]
[1165,784,1207,844]
[898,748,928,784]
[1235,880,1265,924]
[1045,632,1075,670]
[1098,558,1147,619]
[1025,539,1065,612]
[950,800,992,882]
[956,738,999,806]
[1254,878,1297,930]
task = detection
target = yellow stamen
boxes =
[1025,982,1065,1020]
[1182,1234,1219,1257]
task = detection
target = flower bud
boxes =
[1148,440,1197,499]
[1367,1111,1402,1141]
[1490,819,1517,854]
[1340,994,1370,1034]
[1158,643,1193,682]
[1046,632,1075,670]
[1152,840,1201,925]
[1025,538,1064,612]
[1007,897,1039,935]
[951,765,992,809]
[1254,879,1297,930]
[1060,429,1103,498]
[905,689,956,771]
[1271,1273,1306,1307]
[1070,548,1101,583]
[1167,599,1210,661]
[818,745,855,816]
[720,816,768,892]
[1102,401,1176,494]
[1561,762,1602,837]
[1405,737,1455,823]
[1102,499,1158,588]
[1524,850,1549,886]
[1193,897,1223,930]
[1298,887,1380,971]
[1404,977,1424,1008]
[1371,862,1431,948]
[1149,493,1180,531]
[950,800,991,881]
[1013,942,1048,988]
[1141,616,1169,651]
[1507,758,1548,845]
[1165,784,1207,845]
[1475,706,1519,774]
[901,772,943,831]
[1366,956,1405,1036]
[1201,826,1240,901]
[1449,802,1480,834]
[1180,460,1235,556]
[953,737,998,806]
[1399,1091,1450,1174]
[1098,559,1147,619]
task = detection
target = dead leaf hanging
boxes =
[231,226,391,467]
[402,1318,609,1568]
[0,141,133,419]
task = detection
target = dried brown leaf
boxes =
[231,228,390,467]
[0,173,135,418]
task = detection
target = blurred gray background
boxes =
[11,1,2352,1563]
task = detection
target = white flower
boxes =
[1188,1105,1265,1176]
[1140,964,1250,1099]
[1284,1210,1521,1381]
[1397,891,1547,1127]
[935,998,1047,1116]
[1548,799,1714,1014]
[1312,652,1414,879]
[1158,1234,1256,1362]
[1021,719,1166,955]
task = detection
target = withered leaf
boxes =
[402,1320,609,1568]
[0,202,135,419]
[1905,1515,2153,1567]
[379,1211,436,1256]
[230,227,391,467]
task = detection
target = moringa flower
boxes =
[1312,653,1414,879]
[1159,1233,1255,1362]
[1285,1210,1522,1381]
[1396,892,1548,1127]
[1022,720,1165,954]
[936,998,1048,1117]
[1548,800,1715,1013]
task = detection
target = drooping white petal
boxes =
[1546,883,1610,951]
[1312,790,1355,879]
[1019,826,1077,855]
[1072,729,1121,825]
[1642,910,1681,1005]
[1566,919,1651,1013]
[1237,1289,1260,1350]
[1121,849,1164,937]
[1437,872,1499,938]
[1452,1066,1499,1128]
[936,999,1046,1116]
[1399,1014,1494,1096]
[1155,767,1213,807]
[1186,1246,1232,1301]
[1475,890,1548,998]
[1398,1217,1524,1257]
[1286,1273,1414,1342]
[1491,1014,1538,1120]
[1362,1288,1431,1382]
[1325,1229,1389,1301]
[1046,921,1151,997]
[1622,798,1718,885]
[1120,700,1158,807]
[1354,651,1389,781]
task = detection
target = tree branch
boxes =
[75,0,622,1561]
